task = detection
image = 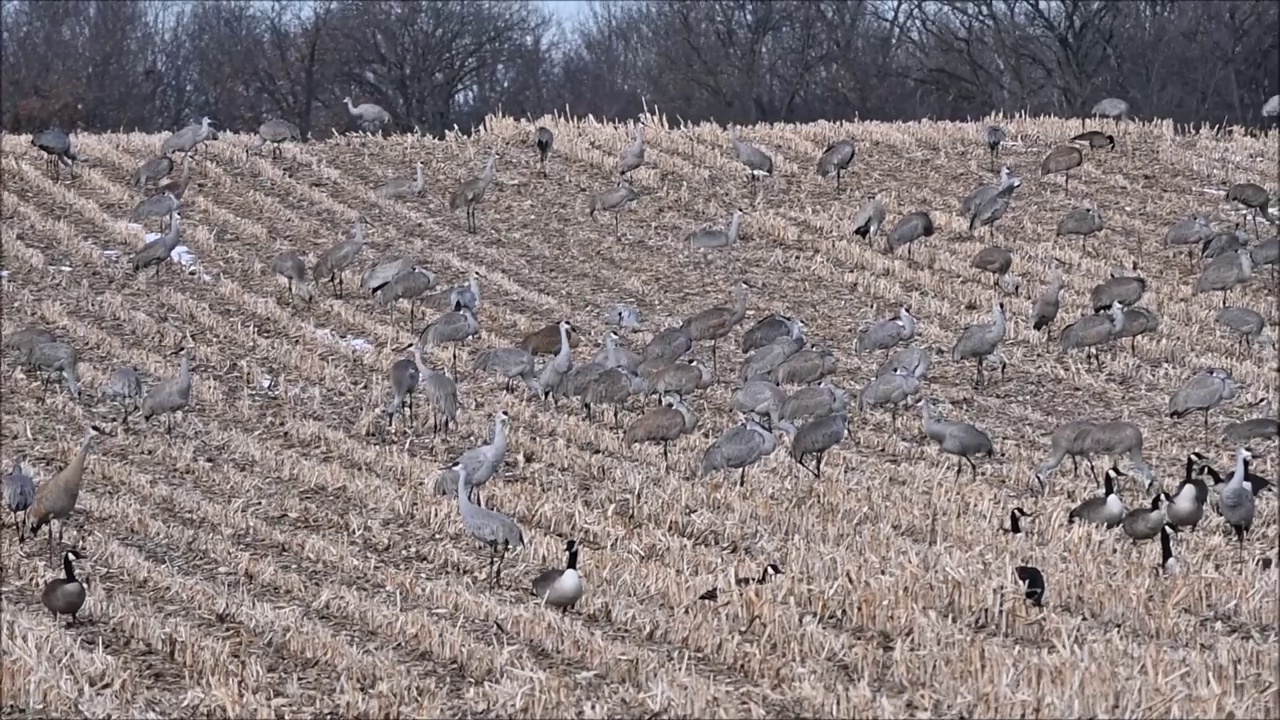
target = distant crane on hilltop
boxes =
[345,97,391,133]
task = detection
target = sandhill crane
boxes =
[533,321,575,404]
[582,366,647,426]
[249,118,301,158]
[816,139,855,190]
[700,414,778,486]
[1034,419,1098,484]
[21,342,80,399]
[420,304,480,378]
[1252,236,1279,276]
[42,549,87,624]
[2,462,35,540]
[271,250,313,302]
[161,117,216,159]
[643,326,693,363]
[624,394,697,466]
[141,346,194,434]
[132,156,174,192]
[1041,145,1083,195]
[1060,301,1126,370]
[732,380,786,428]
[378,266,437,327]
[1216,306,1270,350]
[1089,265,1146,311]
[454,463,523,585]
[29,427,99,565]
[1056,204,1104,239]
[589,180,639,239]
[375,162,425,199]
[886,211,934,259]
[1201,226,1249,262]
[105,365,144,422]
[453,153,496,233]
[1163,214,1215,251]
[968,171,1022,238]
[4,327,56,362]
[777,409,848,479]
[876,346,930,380]
[617,124,646,177]
[858,367,921,426]
[771,344,836,386]
[132,215,183,279]
[728,126,773,182]
[741,314,798,354]
[313,217,370,298]
[561,362,609,411]
[1070,131,1115,151]
[1030,268,1065,339]
[1223,399,1278,446]
[520,322,581,356]
[362,256,412,296]
[1113,305,1161,353]
[435,412,508,503]
[1194,248,1252,306]
[951,301,1007,387]
[680,281,751,375]
[384,356,419,431]
[652,358,714,397]
[856,307,916,355]
[740,328,806,382]
[156,155,192,201]
[604,303,642,331]
[131,191,180,231]
[535,126,554,176]
[1091,98,1130,125]
[961,165,1014,218]
[851,195,887,242]
[688,209,745,250]
[1217,448,1255,552]
[593,330,642,372]
[971,246,1018,292]
[1168,367,1238,433]
[781,381,849,425]
[532,539,584,612]
[919,399,994,480]
[32,127,77,179]
[1227,182,1272,234]
[472,346,538,394]
[983,125,1005,170]
[405,345,457,435]
[344,97,391,133]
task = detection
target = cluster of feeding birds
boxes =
[14,95,1278,622]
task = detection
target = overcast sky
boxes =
[542,0,590,24]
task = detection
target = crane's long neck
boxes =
[557,326,570,361]
[481,159,496,186]
[414,164,424,189]
[1231,453,1248,486]
[899,311,915,335]
[491,419,507,454]
[728,213,743,241]
[456,472,473,508]
[177,353,191,389]
[991,306,1006,333]
[347,98,358,113]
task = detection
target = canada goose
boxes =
[1002,507,1032,535]
[1067,467,1126,528]
[699,563,784,601]
[41,549,87,624]
[1014,565,1045,607]
[1121,493,1166,542]
[1165,454,1208,531]
[1159,524,1181,575]
[531,539,584,612]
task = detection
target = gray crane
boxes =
[535,126,554,176]
[271,250,313,303]
[876,346,930,380]
[771,344,836,386]
[856,307,916,354]
[733,379,786,428]
[21,342,80,399]
[616,124,646,177]
[384,356,419,431]
[1068,468,1126,528]
[741,314,800,354]
[593,330,642,372]
[472,346,538,394]
[652,358,714,397]
[816,139,856,190]
[32,127,77,179]
[1056,204,1104,239]
[886,211,934,259]
[422,271,481,313]
[960,165,1015,218]
[131,191,180,231]
[1090,266,1146,311]
[919,399,994,480]
[1030,268,1066,339]
[378,266,438,327]
[4,327,56,359]
[968,171,1022,238]
[1226,182,1273,235]
[983,125,1006,170]
[1034,419,1099,485]
[1216,306,1269,350]
[604,303,643,331]
[161,117,216,159]
[2,461,35,540]
[1223,399,1278,445]
[451,153,498,234]
[1162,214,1215,267]
[624,394,698,466]
[851,195,887,242]
[533,321,575,404]
[1091,97,1130,124]
[132,214,183,279]
[858,367,921,427]
[344,97,391,133]
[1264,94,1280,129]
[781,381,849,424]
[155,155,192,202]
[1041,145,1083,195]
[454,463,523,586]
[643,326,693,363]
[375,162,425,200]
[1200,225,1249,262]
[140,346,193,434]
[951,301,1007,387]
[132,156,174,192]
[971,246,1018,292]
[740,330,806,383]
[680,280,751,375]
[105,365,144,423]
[589,179,639,239]
[1250,236,1278,275]
[1168,367,1238,432]
[436,411,508,504]
[249,119,301,158]
[1113,305,1161,353]
[582,366,647,426]
[1059,301,1126,370]
[699,414,778,486]
[420,304,480,378]
[688,209,745,250]
[1069,131,1115,151]
[777,409,848,479]
[728,126,773,182]
[520,322,580,356]
[28,428,99,565]
[1217,448,1256,552]
[313,216,370,298]
[1194,247,1252,305]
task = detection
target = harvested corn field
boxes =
[1,113,1277,717]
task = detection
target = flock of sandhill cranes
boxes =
[10,93,1279,621]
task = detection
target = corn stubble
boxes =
[0,114,1276,718]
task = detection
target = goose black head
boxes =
[1014,565,1046,607]
[1103,467,1125,496]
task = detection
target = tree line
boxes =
[2,0,1276,136]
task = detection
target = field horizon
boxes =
[1,113,1277,717]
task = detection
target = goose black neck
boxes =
[1009,510,1022,534]
[1104,475,1115,496]
[565,545,579,571]
[1184,456,1195,483]
[1160,530,1173,562]
[1201,464,1223,483]
[62,554,77,582]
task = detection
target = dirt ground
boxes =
[1,113,1276,718]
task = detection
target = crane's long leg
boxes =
[967,455,978,480]
[954,458,964,482]
[815,452,824,479]
[614,213,620,240]
[486,545,497,585]
[495,544,508,586]
[451,345,459,378]
[739,467,747,487]
[710,340,719,377]
[12,512,21,543]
